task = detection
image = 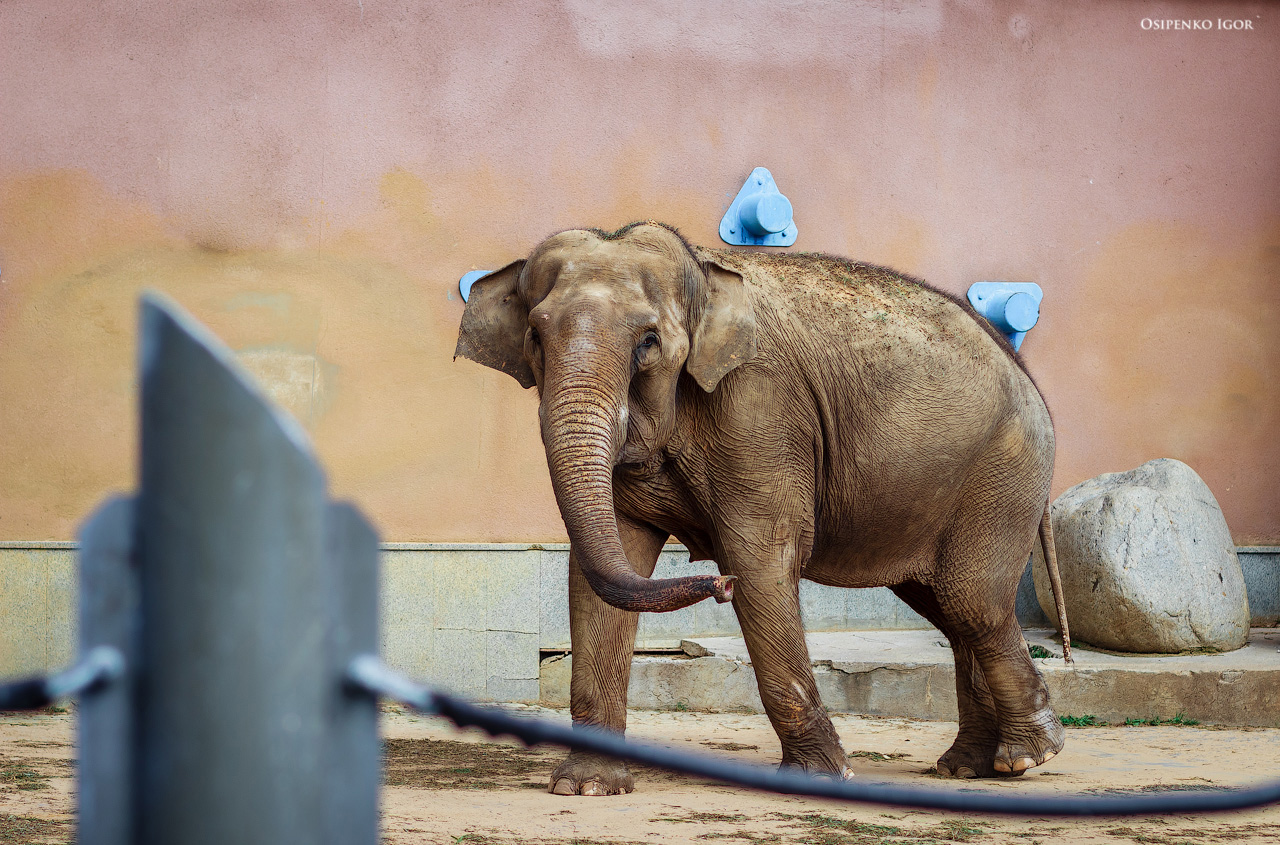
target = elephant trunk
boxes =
[541,374,734,614]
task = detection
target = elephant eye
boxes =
[529,327,541,346]
[639,331,658,349]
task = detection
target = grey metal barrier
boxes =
[2,293,1279,842]
[75,294,381,845]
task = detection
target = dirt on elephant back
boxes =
[4,706,1280,845]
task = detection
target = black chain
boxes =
[347,655,1280,817]
[0,647,123,711]
[6,652,1279,818]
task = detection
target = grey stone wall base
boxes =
[0,548,77,678]
[1241,548,1280,626]
[542,629,1280,728]
[2,544,1277,703]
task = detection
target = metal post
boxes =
[75,292,379,845]
[322,502,380,842]
[78,497,139,845]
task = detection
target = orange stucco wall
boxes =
[1,1,1276,543]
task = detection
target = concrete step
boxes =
[540,628,1280,727]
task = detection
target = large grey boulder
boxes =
[1032,458,1250,653]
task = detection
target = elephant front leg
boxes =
[730,559,849,778]
[549,518,666,796]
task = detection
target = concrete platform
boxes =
[540,628,1280,727]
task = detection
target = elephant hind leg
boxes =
[893,580,1064,778]
[892,581,1003,779]
[938,594,1063,775]
[977,622,1064,776]
[924,442,1063,776]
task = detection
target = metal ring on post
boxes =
[0,646,126,711]
[45,646,126,700]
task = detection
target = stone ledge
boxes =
[541,628,1280,727]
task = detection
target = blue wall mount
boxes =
[966,282,1042,352]
[459,270,491,303]
[719,167,797,247]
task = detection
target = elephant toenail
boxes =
[1041,750,1057,764]
[1012,756,1035,772]
[993,759,1011,773]
[580,780,607,796]
[551,778,577,795]
[956,766,977,779]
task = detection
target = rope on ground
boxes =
[346,654,1280,818]
[5,651,1278,818]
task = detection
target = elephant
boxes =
[454,221,1070,794]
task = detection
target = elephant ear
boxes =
[687,259,757,392]
[454,260,536,388]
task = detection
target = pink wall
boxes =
[1,1,1277,542]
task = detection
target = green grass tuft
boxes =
[1060,714,1105,727]
[1123,713,1201,727]
[848,750,909,763]
[772,812,904,836]
[0,759,51,791]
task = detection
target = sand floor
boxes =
[3,705,1279,844]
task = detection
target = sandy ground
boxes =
[2,705,1279,845]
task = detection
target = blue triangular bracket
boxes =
[459,270,491,303]
[966,282,1043,352]
[719,167,797,247]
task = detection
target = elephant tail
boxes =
[1040,502,1073,664]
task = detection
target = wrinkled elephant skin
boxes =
[454,223,1065,793]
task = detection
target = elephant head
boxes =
[454,223,755,613]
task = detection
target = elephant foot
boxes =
[780,762,855,781]
[992,746,1057,774]
[992,708,1065,775]
[779,744,849,779]
[548,752,634,796]
[937,727,1046,779]
[938,712,1062,778]
[936,742,1004,779]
